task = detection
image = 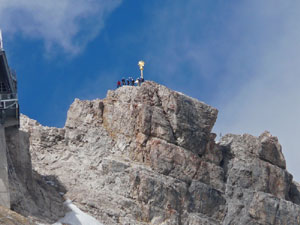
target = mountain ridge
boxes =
[16,81,300,224]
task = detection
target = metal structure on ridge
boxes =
[0,29,19,127]
[138,60,145,79]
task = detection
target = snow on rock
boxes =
[53,200,103,225]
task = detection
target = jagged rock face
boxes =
[5,126,66,224]
[102,82,218,156]
[219,133,300,224]
[20,81,300,225]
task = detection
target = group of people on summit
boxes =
[117,77,144,88]
[117,60,145,88]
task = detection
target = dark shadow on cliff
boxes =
[289,181,300,205]
[10,170,68,224]
[5,128,67,224]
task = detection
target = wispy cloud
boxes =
[141,0,300,180]
[212,1,300,181]
[142,1,250,95]
[0,0,122,55]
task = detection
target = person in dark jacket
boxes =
[135,78,140,86]
[122,78,125,85]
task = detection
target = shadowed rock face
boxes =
[5,127,66,224]
[20,81,300,225]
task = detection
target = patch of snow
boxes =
[53,200,103,225]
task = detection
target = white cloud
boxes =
[143,0,300,181]
[213,1,300,181]
[0,0,122,55]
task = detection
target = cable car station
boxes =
[0,30,19,128]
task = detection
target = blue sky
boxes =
[1,0,300,180]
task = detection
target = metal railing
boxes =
[0,99,18,109]
[0,93,17,100]
[10,69,17,80]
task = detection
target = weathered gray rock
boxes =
[4,125,66,224]
[104,82,218,156]
[248,192,300,225]
[19,81,300,225]
[219,133,300,225]
[219,134,292,199]
[258,131,286,169]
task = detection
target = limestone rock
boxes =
[219,134,292,199]
[19,81,300,224]
[103,82,218,156]
[248,192,300,225]
[5,124,66,224]
[258,131,286,169]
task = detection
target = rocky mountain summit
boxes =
[19,81,300,225]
